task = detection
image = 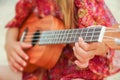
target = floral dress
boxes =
[6,0,120,80]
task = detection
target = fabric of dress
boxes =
[6,0,120,80]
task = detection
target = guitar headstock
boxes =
[103,24,120,50]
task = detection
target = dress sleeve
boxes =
[6,0,33,28]
[75,0,117,28]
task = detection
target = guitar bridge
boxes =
[20,28,28,42]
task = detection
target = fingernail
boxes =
[74,60,78,64]
[23,62,27,66]
[20,67,23,71]
[25,56,29,60]
[79,37,84,42]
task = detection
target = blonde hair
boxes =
[57,0,76,29]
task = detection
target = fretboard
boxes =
[38,27,106,45]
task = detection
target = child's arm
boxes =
[5,0,33,72]
[73,37,109,68]
[5,28,32,72]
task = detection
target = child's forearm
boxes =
[5,28,19,43]
[5,27,31,72]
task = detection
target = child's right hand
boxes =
[5,41,32,72]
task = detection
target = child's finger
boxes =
[12,51,27,67]
[74,60,89,68]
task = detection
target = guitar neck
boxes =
[38,27,106,45]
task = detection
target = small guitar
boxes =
[19,13,120,72]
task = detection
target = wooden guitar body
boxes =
[18,13,66,72]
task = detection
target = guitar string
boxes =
[22,39,115,45]
[22,36,115,41]
[23,36,114,43]
[24,33,100,38]
[22,29,120,40]
[20,36,116,45]
[20,32,120,45]
[24,28,120,35]
[21,35,119,44]
[20,28,120,34]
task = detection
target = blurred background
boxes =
[0,0,120,80]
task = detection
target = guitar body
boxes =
[18,13,66,72]
[18,13,120,73]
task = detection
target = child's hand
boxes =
[5,41,32,72]
[73,37,108,68]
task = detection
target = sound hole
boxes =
[32,30,40,46]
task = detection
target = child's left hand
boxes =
[73,37,109,68]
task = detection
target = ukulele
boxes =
[19,13,120,72]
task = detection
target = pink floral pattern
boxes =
[6,0,120,80]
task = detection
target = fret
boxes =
[55,30,61,44]
[76,29,82,41]
[73,29,79,42]
[85,28,94,42]
[64,30,68,43]
[65,30,70,43]
[46,31,53,43]
[53,30,58,44]
[84,28,89,41]
[59,30,63,43]
[88,28,94,32]
[53,30,59,44]
[90,27,95,42]
[62,30,68,43]
[79,28,84,39]
[60,30,64,43]
[94,27,101,42]
[84,37,92,42]
[67,29,73,43]
[57,30,63,44]
[69,30,75,42]
[67,30,70,42]
[52,30,59,44]
[93,27,101,41]
[93,32,100,36]
[66,29,74,43]
[69,29,76,43]
[62,32,67,43]
[95,27,101,31]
